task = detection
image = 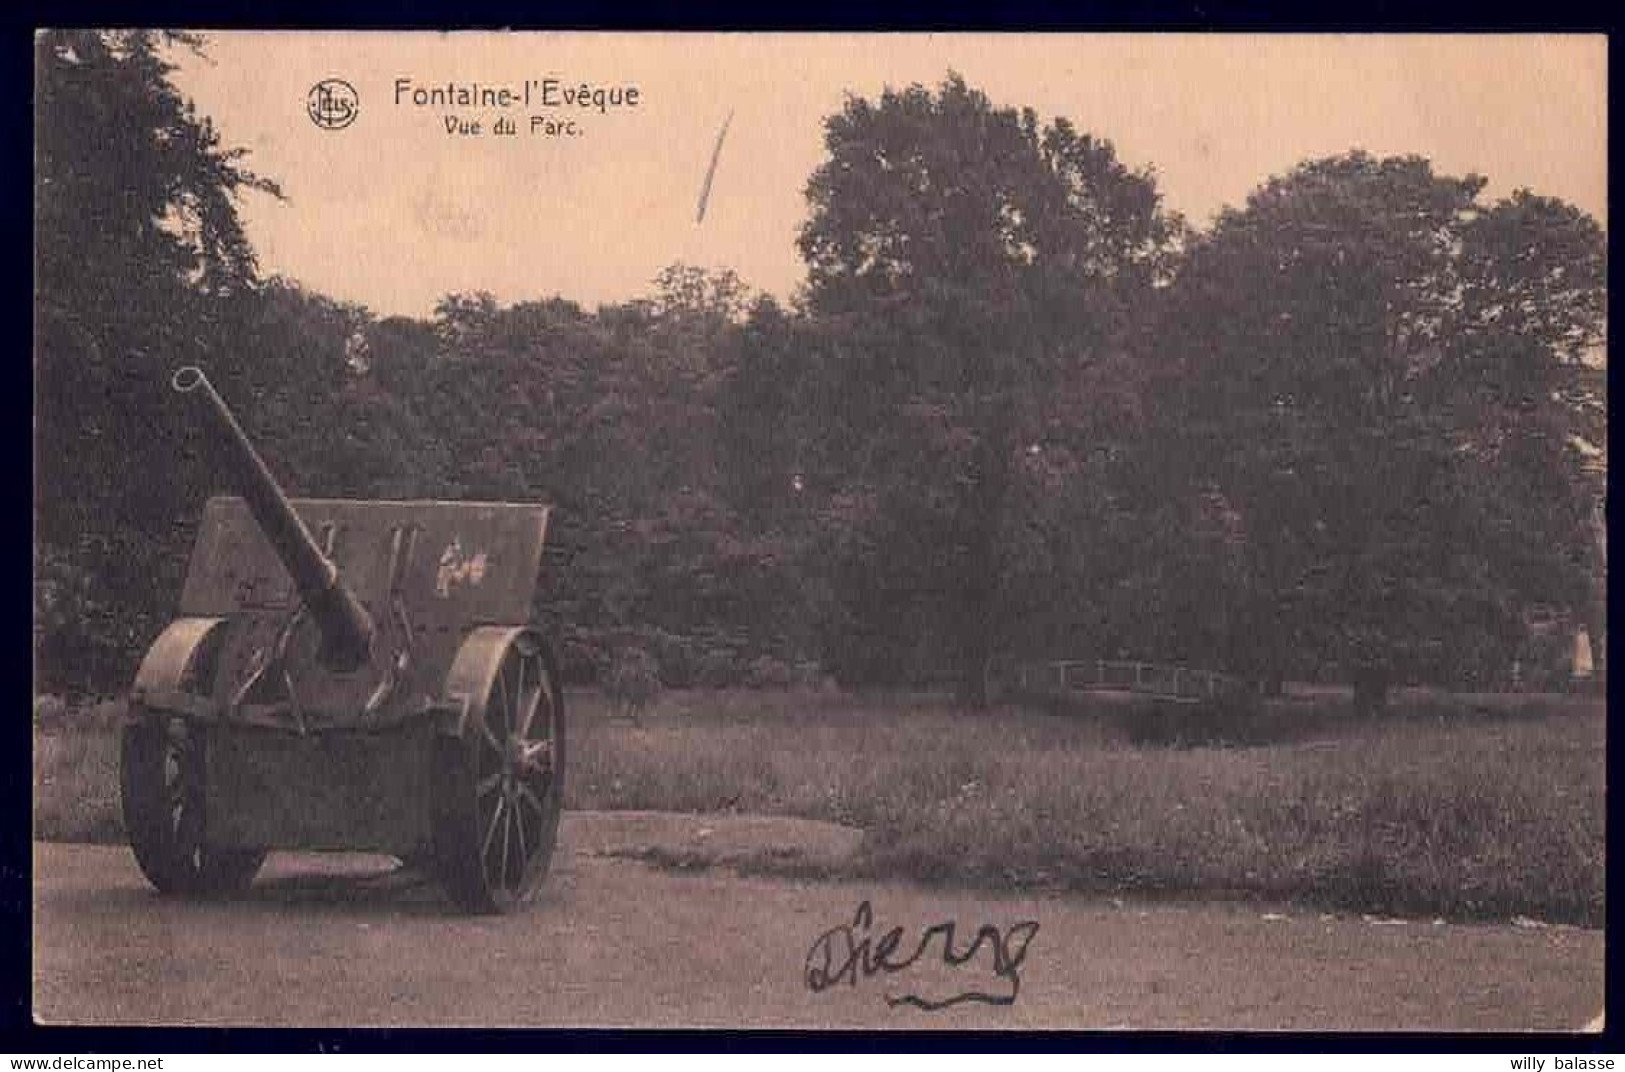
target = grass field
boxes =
[35,687,1605,926]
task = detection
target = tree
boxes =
[796,74,1180,705]
[347,270,807,687]
[1163,152,1606,711]
[34,31,281,689]
[1451,190,1608,683]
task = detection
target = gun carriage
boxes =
[119,366,564,913]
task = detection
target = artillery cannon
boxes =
[119,367,564,912]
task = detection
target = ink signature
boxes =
[803,900,1039,1011]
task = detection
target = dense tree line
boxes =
[35,37,1607,712]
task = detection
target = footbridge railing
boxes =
[1013,659,1249,705]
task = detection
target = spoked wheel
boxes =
[120,716,266,896]
[434,630,565,913]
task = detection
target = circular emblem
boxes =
[307,79,359,130]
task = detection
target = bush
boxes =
[646,631,699,689]
[605,647,662,719]
[35,693,130,733]
[746,655,793,689]
[791,661,827,690]
[696,648,742,689]
[1120,690,1265,748]
[33,544,139,694]
[558,635,609,686]
[33,694,68,728]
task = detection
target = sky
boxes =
[167,33,1607,320]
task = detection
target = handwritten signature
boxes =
[803,900,1039,1011]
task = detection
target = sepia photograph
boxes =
[31,30,1606,1031]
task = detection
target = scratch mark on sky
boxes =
[695,109,735,224]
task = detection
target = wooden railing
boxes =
[1013,659,1247,704]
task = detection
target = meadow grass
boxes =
[33,696,126,846]
[567,688,1605,924]
[35,688,1604,925]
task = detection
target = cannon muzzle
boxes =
[172,366,375,671]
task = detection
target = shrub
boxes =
[605,647,662,720]
[33,544,139,694]
[33,694,68,728]
[558,636,609,686]
[647,631,698,689]
[696,648,741,689]
[1113,692,1247,747]
[746,655,793,689]
[791,660,826,690]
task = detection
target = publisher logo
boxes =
[307,79,359,130]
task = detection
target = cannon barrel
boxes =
[172,366,375,671]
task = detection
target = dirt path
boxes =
[33,815,1603,1030]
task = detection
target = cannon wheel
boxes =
[433,628,565,914]
[120,620,266,896]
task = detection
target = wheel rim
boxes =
[470,635,560,903]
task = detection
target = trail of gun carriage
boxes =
[35,33,1603,939]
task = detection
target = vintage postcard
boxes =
[32,31,1605,1031]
